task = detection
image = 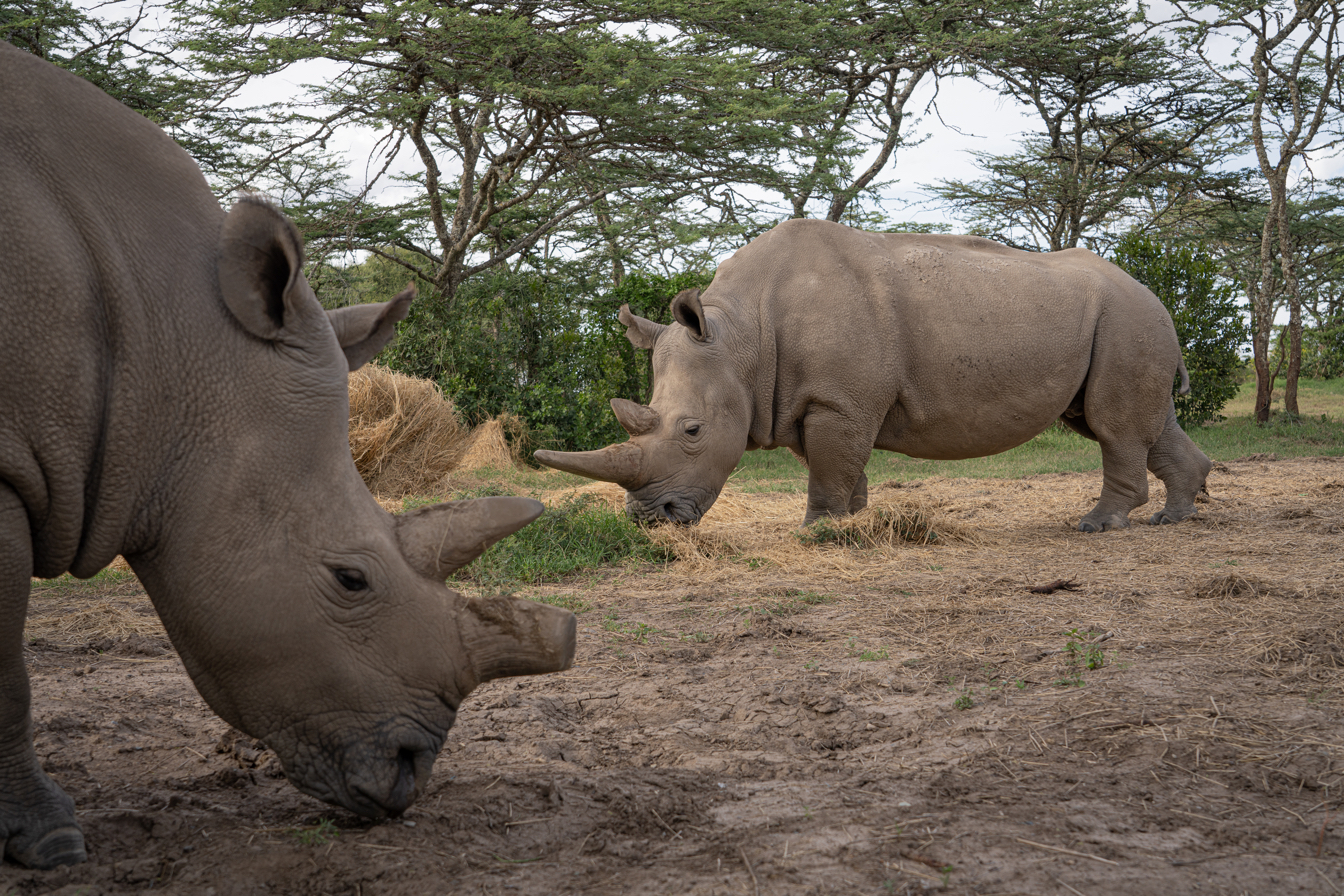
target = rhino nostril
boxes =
[384,748,418,817]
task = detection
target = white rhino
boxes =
[537,219,1212,530]
[0,43,574,869]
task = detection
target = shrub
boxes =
[1113,232,1248,425]
[374,266,710,453]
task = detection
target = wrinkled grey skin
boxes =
[536,219,1211,531]
[0,43,575,870]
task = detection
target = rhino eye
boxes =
[332,568,369,592]
[685,424,701,437]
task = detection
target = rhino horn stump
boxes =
[458,594,577,690]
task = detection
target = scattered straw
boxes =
[26,601,164,643]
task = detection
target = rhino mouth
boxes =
[626,488,717,525]
[270,716,447,819]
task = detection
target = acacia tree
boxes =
[1176,0,1344,421]
[166,0,837,303]
[928,0,1238,252]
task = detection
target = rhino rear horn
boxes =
[533,442,647,490]
[618,304,667,350]
[395,497,544,579]
[611,398,659,437]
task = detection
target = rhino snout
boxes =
[352,746,429,818]
[275,719,445,820]
[625,488,716,525]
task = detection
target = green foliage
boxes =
[1113,232,1247,426]
[1301,317,1344,380]
[371,262,709,452]
[457,494,671,587]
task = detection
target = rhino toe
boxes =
[1078,512,1130,533]
[6,824,86,869]
[1149,507,1197,526]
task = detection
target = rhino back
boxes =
[0,43,227,577]
[707,219,1174,459]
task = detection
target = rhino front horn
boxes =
[458,594,577,689]
[533,442,647,490]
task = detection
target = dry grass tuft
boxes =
[348,365,469,497]
[1192,573,1278,602]
[797,499,979,548]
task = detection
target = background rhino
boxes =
[0,43,574,869]
[536,219,1212,531]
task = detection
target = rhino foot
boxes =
[1149,506,1197,526]
[5,824,86,869]
[1078,512,1130,533]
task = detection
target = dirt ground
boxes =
[5,455,1344,895]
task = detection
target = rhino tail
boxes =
[1177,357,1191,396]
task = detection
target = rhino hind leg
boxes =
[1078,439,1149,533]
[0,487,86,869]
[1145,408,1212,526]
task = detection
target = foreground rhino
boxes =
[537,219,1212,530]
[0,44,574,869]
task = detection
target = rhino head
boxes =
[127,197,575,820]
[534,289,750,524]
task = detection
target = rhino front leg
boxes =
[1146,408,1212,526]
[0,486,86,869]
[800,409,873,525]
[1079,440,1149,533]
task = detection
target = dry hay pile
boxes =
[347,365,520,499]
[454,413,526,474]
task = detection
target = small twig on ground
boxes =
[650,807,681,839]
[1049,874,1089,896]
[1014,838,1118,865]
[1027,578,1081,594]
[740,845,760,896]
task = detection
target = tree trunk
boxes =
[1253,197,1279,423]
[1286,301,1303,414]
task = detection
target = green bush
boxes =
[1302,316,1344,380]
[1113,233,1248,425]
[369,265,710,452]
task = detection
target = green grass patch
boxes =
[534,593,594,614]
[457,494,671,587]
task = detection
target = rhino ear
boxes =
[395,497,544,580]
[326,285,415,371]
[618,304,667,350]
[217,195,317,340]
[671,289,710,342]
